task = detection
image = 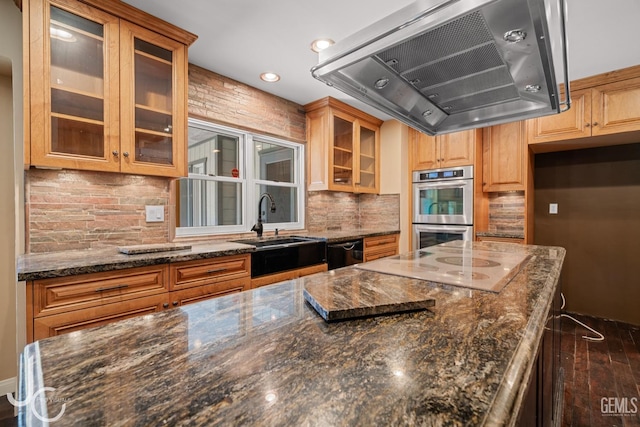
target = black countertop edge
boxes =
[476,231,526,239]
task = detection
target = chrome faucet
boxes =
[251,192,276,238]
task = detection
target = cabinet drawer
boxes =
[33,265,169,317]
[364,248,398,262]
[170,254,251,291]
[364,234,399,251]
[363,234,399,262]
[33,293,169,341]
[169,278,250,307]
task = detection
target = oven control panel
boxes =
[413,165,473,183]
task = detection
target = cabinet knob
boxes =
[123,152,130,158]
[162,303,169,309]
[112,150,119,157]
[585,123,590,128]
[172,301,179,306]
[592,122,598,127]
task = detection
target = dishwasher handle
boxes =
[330,241,361,251]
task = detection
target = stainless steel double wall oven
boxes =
[412,165,474,250]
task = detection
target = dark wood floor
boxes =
[561,313,640,427]
[0,314,637,426]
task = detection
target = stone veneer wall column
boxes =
[25,65,307,253]
[487,192,525,235]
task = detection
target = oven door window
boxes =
[417,231,463,248]
[417,187,464,216]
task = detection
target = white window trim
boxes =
[176,118,305,238]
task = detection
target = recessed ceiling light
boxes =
[310,38,334,53]
[260,72,280,83]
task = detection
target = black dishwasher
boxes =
[327,240,363,270]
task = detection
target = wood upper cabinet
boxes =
[305,97,382,194]
[25,0,195,177]
[482,121,527,192]
[410,128,476,171]
[527,89,592,144]
[591,76,640,136]
[528,75,640,145]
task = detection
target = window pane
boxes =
[255,185,297,223]
[178,178,242,227]
[254,141,294,183]
[189,127,240,178]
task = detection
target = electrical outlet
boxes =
[145,205,165,223]
[549,203,558,215]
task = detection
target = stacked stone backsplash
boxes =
[307,191,400,233]
[26,169,170,253]
[487,192,525,235]
[24,64,307,253]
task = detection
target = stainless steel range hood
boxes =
[311,0,569,135]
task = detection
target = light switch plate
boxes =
[549,203,558,215]
[145,205,165,223]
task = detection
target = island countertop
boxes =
[18,241,565,426]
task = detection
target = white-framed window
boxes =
[176,118,305,237]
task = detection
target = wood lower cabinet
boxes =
[169,279,249,307]
[363,234,399,262]
[409,128,476,171]
[169,255,251,306]
[482,121,527,192]
[27,254,251,342]
[33,293,169,340]
[250,263,328,289]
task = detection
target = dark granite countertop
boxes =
[17,241,256,281]
[476,231,526,240]
[17,229,399,281]
[19,241,565,426]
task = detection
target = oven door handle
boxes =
[417,180,469,189]
[416,225,469,233]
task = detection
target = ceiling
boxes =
[122,0,640,121]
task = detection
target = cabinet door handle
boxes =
[592,122,598,126]
[172,301,179,306]
[162,303,169,309]
[95,284,129,293]
[206,268,227,274]
[112,150,119,157]
[123,152,130,158]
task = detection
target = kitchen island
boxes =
[18,241,565,426]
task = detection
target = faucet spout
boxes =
[252,193,276,237]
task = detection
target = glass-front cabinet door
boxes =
[30,0,120,171]
[330,113,354,191]
[119,21,187,177]
[356,122,378,193]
